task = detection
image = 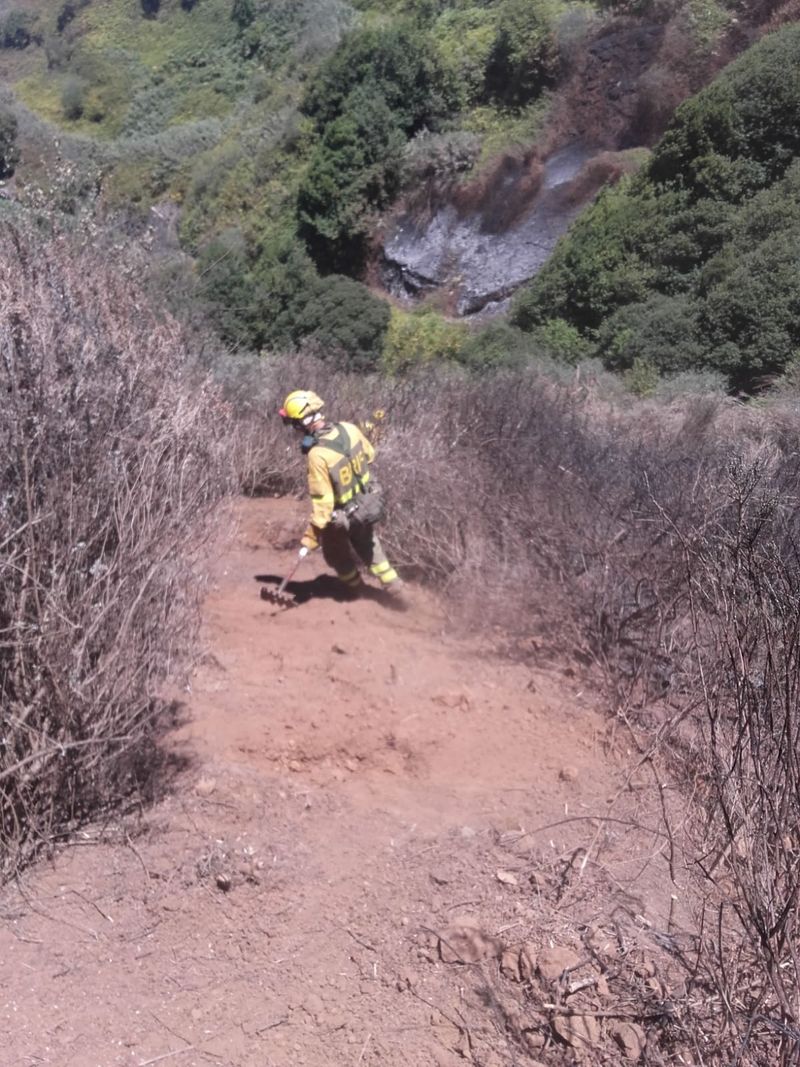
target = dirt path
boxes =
[0,499,671,1067]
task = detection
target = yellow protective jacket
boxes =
[302,422,376,549]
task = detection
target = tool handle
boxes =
[277,547,308,595]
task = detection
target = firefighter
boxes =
[279,389,403,598]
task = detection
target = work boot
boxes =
[381,577,408,608]
[339,576,365,601]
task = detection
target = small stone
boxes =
[496,869,519,887]
[523,1030,546,1050]
[500,947,522,982]
[559,765,578,782]
[331,644,347,655]
[288,760,302,773]
[519,943,537,980]
[432,690,471,710]
[460,826,476,839]
[303,993,324,1018]
[609,1021,646,1061]
[395,968,418,991]
[553,1013,600,1049]
[215,873,232,892]
[195,777,216,796]
[538,946,580,982]
[635,956,656,978]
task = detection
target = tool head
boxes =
[260,587,298,609]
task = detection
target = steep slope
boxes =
[0,498,682,1066]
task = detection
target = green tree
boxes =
[231,0,254,29]
[302,23,456,135]
[297,89,405,271]
[483,0,561,107]
[0,107,19,178]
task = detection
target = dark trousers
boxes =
[320,520,398,587]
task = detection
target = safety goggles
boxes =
[279,407,316,429]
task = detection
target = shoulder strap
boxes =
[314,423,353,459]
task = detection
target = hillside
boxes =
[0,0,795,379]
[512,19,800,391]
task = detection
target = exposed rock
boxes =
[538,946,580,982]
[559,765,579,782]
[609,1021,646,1061]
[382,145,598,317]
[195,777,217,796]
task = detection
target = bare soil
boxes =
[0,499,685,1067]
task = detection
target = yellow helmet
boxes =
[279,390,324,425]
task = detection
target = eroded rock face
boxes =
[381,144,598,317]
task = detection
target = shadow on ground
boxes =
[255,573,409,611]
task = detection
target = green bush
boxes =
[598,294,704,374]
[649,24,800,196]
[196,229,264,349]
[456,321,533,371]
[294,274,391,371]
[1,10,37,49]
[231,0,255,28]
[61,76,86,120]
[532,317,593,365]
[382,306,466,372]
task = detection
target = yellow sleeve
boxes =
[304,449,335,546]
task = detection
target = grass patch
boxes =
[462,95,551,170]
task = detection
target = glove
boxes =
[300,531,319,552]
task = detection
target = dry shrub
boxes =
[643,452,800,1064]
[0,224,234,879]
